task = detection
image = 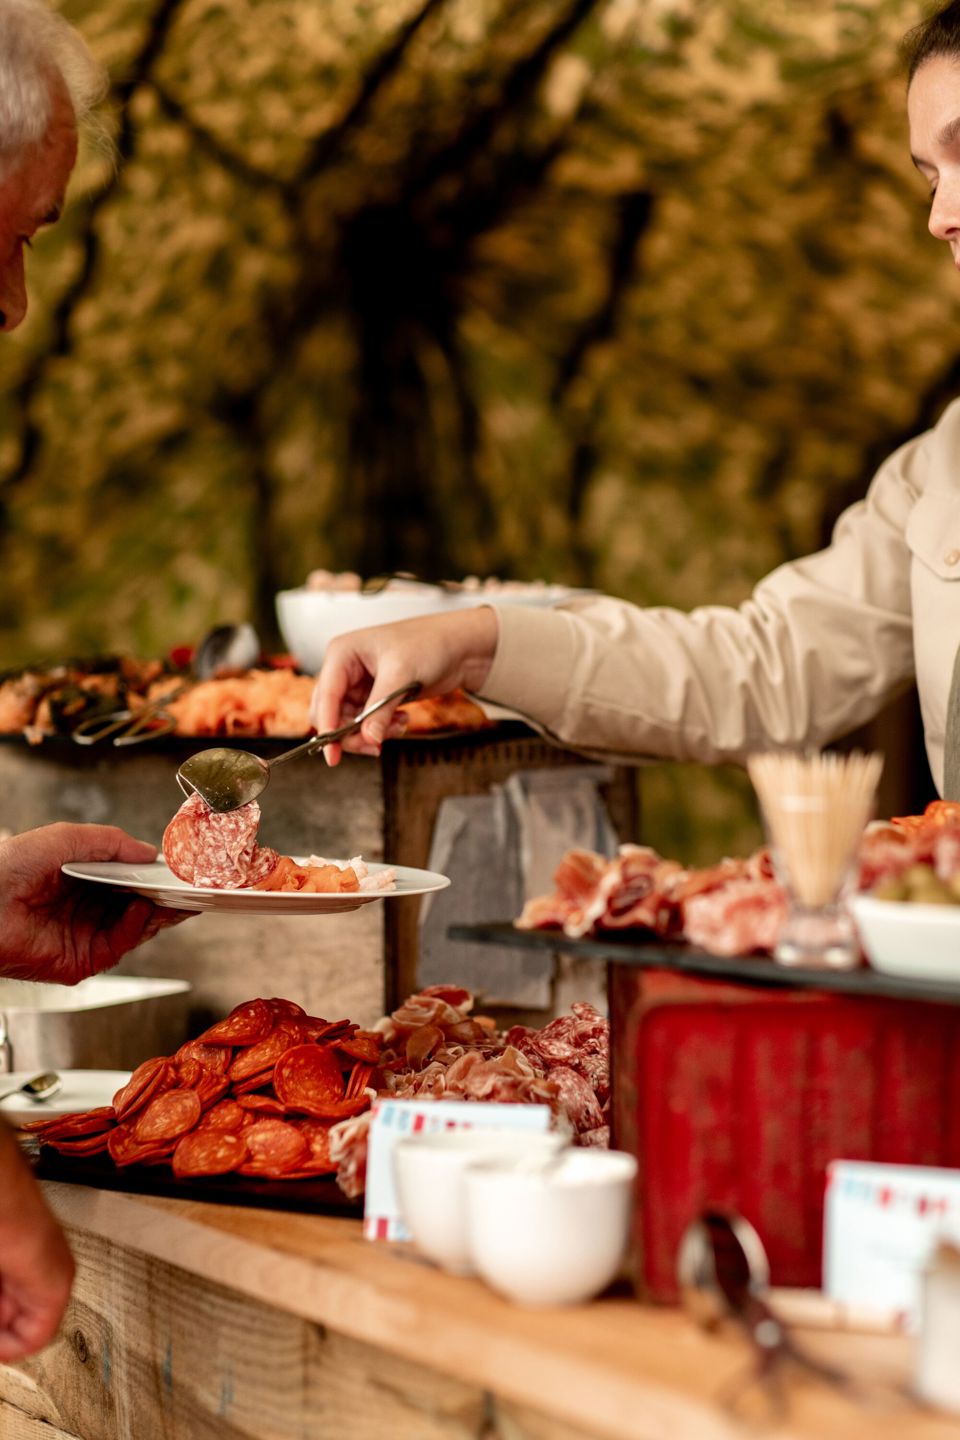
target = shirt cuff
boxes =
[479,603,580,729]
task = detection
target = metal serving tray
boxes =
[0,975,191,1073]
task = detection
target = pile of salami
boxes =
[24,997,379,1181]
[375,987,608,1143]
[25,987,611,1198]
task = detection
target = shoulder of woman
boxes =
[870,399,960,507]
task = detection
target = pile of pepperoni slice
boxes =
[23,997,381,1183]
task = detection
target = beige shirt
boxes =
[482,399,960,795]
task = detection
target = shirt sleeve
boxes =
[479,429,930,765]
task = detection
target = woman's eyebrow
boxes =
[912,114,960,170]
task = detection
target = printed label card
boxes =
[824,1160,960,1328]
[363,1098,552,1241]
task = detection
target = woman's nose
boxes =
[929,179,960,242]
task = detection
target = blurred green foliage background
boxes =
[0,0,953,860]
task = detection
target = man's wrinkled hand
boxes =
[0,823,193,985]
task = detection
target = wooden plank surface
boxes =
[2,1228,618,1440]
[0,1184,950,1440]
[0,1406,81,1440]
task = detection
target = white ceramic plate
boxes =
[2,1069,130,1129]
[850,894,960,981]
[61,859,450,914]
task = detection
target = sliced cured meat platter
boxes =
[33,1146,364,1216]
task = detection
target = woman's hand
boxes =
[309,607,500,764]
[0,823,193,985]
[0,1121,74,1362]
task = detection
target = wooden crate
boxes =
[610,964,960,1301]
[382,729,638,1011]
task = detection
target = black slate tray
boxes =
[448,921,960,1006]
[34,1147,364,1217]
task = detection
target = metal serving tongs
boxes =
[71,625,260,748]
[70,684,186,747]
[676,1211,908,1419]
[176,682,421,812]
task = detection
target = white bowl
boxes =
[276,583,589,673]
[276,586,464,674]
[850,894,960,982]
[392,1129,567,1274]
[465,1148,637,1306]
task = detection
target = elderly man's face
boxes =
[0,78,77,332]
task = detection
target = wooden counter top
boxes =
[6,1182,951,1440]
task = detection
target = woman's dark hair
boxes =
[903,1,960,81]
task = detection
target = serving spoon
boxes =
[0,1071,62,1105]
[176,682,421,812]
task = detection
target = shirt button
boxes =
[946,549,960,566]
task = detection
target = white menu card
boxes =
[824,1159,960,1328]
[363,1098,552,1242]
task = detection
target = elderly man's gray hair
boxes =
[0,0,107,179]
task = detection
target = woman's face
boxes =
[909,54,960,267]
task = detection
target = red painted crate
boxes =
[609,966,960,1301]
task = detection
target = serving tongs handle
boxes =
[71,709,139,746]
[71,685,186,747]
[113,710,178,747]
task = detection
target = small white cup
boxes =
[465,1149,637,1306]
[393,1130,567,1274]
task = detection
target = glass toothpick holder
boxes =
[748,750,882,972]
[762,794,861,969]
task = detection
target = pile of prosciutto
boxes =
[516,802,960,959]
[858,800,960,890]
[330,986,609,1198]
[517,843,787,958]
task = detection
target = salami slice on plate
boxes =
[162,792,278,890]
